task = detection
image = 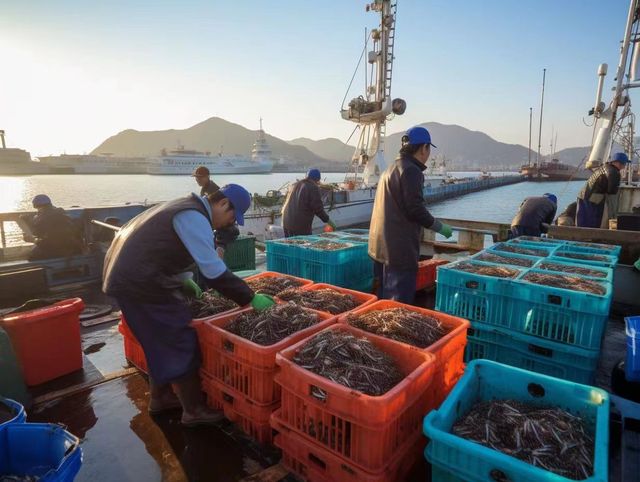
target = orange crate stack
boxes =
[275,428,424,482]
[200,307,336,405]
[416,259,449,291]
[272,324,436,473]
[339,299,469,404]
[295,283,378,314]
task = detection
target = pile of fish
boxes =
[317,232,343,239]
[451,262,520,278]
[0,401,16,424]
[569,241,617,251]
[538,261,607,279]
[556,252,609,262]
[522,272,606,295]
[246,275,305,297]
[346,307,448,348]
[226,304,319,346]
[514,236,558,244]
[452,400,594,480]
[494,244,548,257]
[309,240,349,251]
[277,288,359,314]
[189,290,237,318]
[475,252,535,267]
[0,476,40,481]
[293,330,403,396]
[277,238,316,246]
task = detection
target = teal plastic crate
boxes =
[464,322,599,384]
[223,235,256,271]
[560,240,622,257]
[300,257,373,288]
[507,238,561,250]
[504,269,611,350]
[472,250,541,268]
[551,249,617,268]
[265,236,320,257]
[533,258,613,283]
[341,228,369,235]
[490,242,556,258]
[437,260,523,294]
[297,240,368,264]
[427,460,465,482]
[266,252,301,276]
[423,360,609,482]
[510,235,564,245]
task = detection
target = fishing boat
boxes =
[0,130,49,175]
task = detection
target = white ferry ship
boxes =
[146,122,274,175]
[37,153,149,174]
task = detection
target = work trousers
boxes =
[576,198,605,229]
[509,225,541,239]
[374,261,418,305]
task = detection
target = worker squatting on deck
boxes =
[576,152,631,228]
[102,185,276,426]
[368,126,453,304]
[281,168,337,237]
[510,193,557,238]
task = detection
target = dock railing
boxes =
[421,218,511,252]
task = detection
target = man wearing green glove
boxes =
[282,168,336,236]
[103,184,275,427]
[369,126,452,304]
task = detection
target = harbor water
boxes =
[0,172,583,224]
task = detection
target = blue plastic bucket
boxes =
[0,423,82,481]
[625,316,640,382]
[0,397,26,429]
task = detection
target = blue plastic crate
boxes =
[509,235,565,245]
[423,360,609,482]
[340,228,369,235]
[0,398,25,430]
[507,238,561,250]
[265,236,320,258]
[465,322,599,384]
[435,282,512,326]
[437,260,523,294]
[266,252,301,276]
[300,257,373,288]
[427,460,465,482]
[533,258,613,283]
[561,240,622,257]
[0,423,82,482]
[472,250,541,268]
[490,242,556,258]
[297,240,368,264]
[552,246,618,267]
[625,316,640,383]
[503,269,611,350]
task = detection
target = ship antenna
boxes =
[536,68,546,167]
[528,107,532,166]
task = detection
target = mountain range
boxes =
[91,116,599,169]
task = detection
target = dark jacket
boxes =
[368,156,442,269]
[281,179,330,235]
[511,196,557,230]
[578,164,621,204]
[200,179,220,196]
[103,194,252,305]
[28,206,82,259]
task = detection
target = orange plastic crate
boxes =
[202,374,278,422]
[273,324,436,472]
[294,282,378,315]
[244,271,314,292]
[340,300,469,404]
[201,307,336,404]
[416,259,449,290]
[275,427,424,482]
[2,298,84,386]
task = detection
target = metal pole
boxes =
[627,119,635,184]
[528,107,532,166]
[537,69,546,166]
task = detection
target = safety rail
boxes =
[421,218,511,253]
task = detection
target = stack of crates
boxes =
[423,360,610,482]
[266,234,374,291]
[435,236,619,385]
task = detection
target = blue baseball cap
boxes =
[543,193,557,205]
[611,152,630,164]
[405,126,437,148]
[307,168,321,181]
[220,184,251,226]
[32,194,52,207]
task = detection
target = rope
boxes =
[341,31,371,110]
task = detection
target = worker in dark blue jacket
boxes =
[281,169,336,236]
[103,184,275,426]
[576,152,630,228]
[510,193,557,238]
[368,126,452,304]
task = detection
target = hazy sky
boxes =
[0,0,632,156]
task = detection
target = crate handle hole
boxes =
[222,393,234,404]
[489,469,511,482]
[527,383,545,398]
[223,340,235,353]
[465,281,479,289]
[547,294,562,305]
[308,453,327,470]
[527,344,553,358]
[340,463,356,476]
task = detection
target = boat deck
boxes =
[17,284,631,482]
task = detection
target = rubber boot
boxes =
[148,377,182,415]
[172,372,224,427]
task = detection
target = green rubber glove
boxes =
[634,257,640,272]
[328,219,337,230]
[183,279,203,299]
[251,294,275,312]
[438,223,453,239]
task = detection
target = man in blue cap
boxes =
[281,168,336,236]
[19,194,82,260]
[577,152,631,228]
[103,184,275,426]
[510,193,557,238]
[369,126,453,304]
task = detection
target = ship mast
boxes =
[536,68,546,167]
[341,1,405,187]
[528,107,532,166]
